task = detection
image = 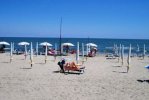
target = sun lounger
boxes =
[64,63,85,73]
[57,60,85,74]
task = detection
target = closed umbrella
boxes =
[54,43,57,61]
[137,44,140,52]
[12,42,14,53]
[86,44,89,61]
[76,42,79,64]
[30,42,33,67]
[82,43,84,58]
[82,43,85,64]
[127,44,131,73]
[45,44,48,63]
[10,42,13,62]
[24,45,27,59]
[143,44,146,59]
[118,44,121,62]
[55,43,57,55]
[121,45,124,66]
[36,42,38,56]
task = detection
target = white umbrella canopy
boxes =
[18,42,30,45]
[39,42,52,46]
[0,41,10,45]
[86,43,97,47]
[62,43,75,46]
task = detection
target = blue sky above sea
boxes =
[0,0,149,39]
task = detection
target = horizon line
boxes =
[0,36,149,40]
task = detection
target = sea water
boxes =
[0,37,149,54]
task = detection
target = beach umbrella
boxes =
[18,42,29,59]
[88,45,91,53]
[143,44,146,59]
[30,42,33,67]
[137,44,140,52]
[24,45,27,59]
[86,44,89,56]
[127,44,131,72]
[82,43,85,64]
[76,42,79,64]
[54,43,57,61]
[10,42,13,62]
[62,43,74,54]
[39,42,52,46]
[86,43,97,47]
[0,41,10,45]
[36,42,38,56]
[18,42,29,46]
[115,44,118,55]
[55,43,57,55]
[12,42,14,52]
[118,44,121,62]
[82,43,84,58]
[62,43,75,46]
[121,45,124,66]
[61,44,63,55]
[45,44,48,63]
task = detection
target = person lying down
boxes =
[58,59,85,73]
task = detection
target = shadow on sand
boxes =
[35,63,45,65]
[53,70,83,75]
[113,71,127,73]
[112,65,121,67]
[137,80,149,83]
[1,61,9,63]
[53,71,60,73]
[20,67,32,69]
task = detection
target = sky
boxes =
[0,0,149,39]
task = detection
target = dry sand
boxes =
[0,53,149,100]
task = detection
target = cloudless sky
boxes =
[0,0,149,39]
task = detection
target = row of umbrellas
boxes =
[0,41,98,47]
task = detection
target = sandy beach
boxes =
[0,53,149,100]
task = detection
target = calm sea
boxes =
[0,37,149,54]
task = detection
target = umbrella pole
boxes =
[45,45,47,64]
[54,43,57,62]
[10,42,13,63]
[127,44,131,73]
[25,45,27,60]
[82,43,85,65]
[86,45,88,61]
[30,42,33,67]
